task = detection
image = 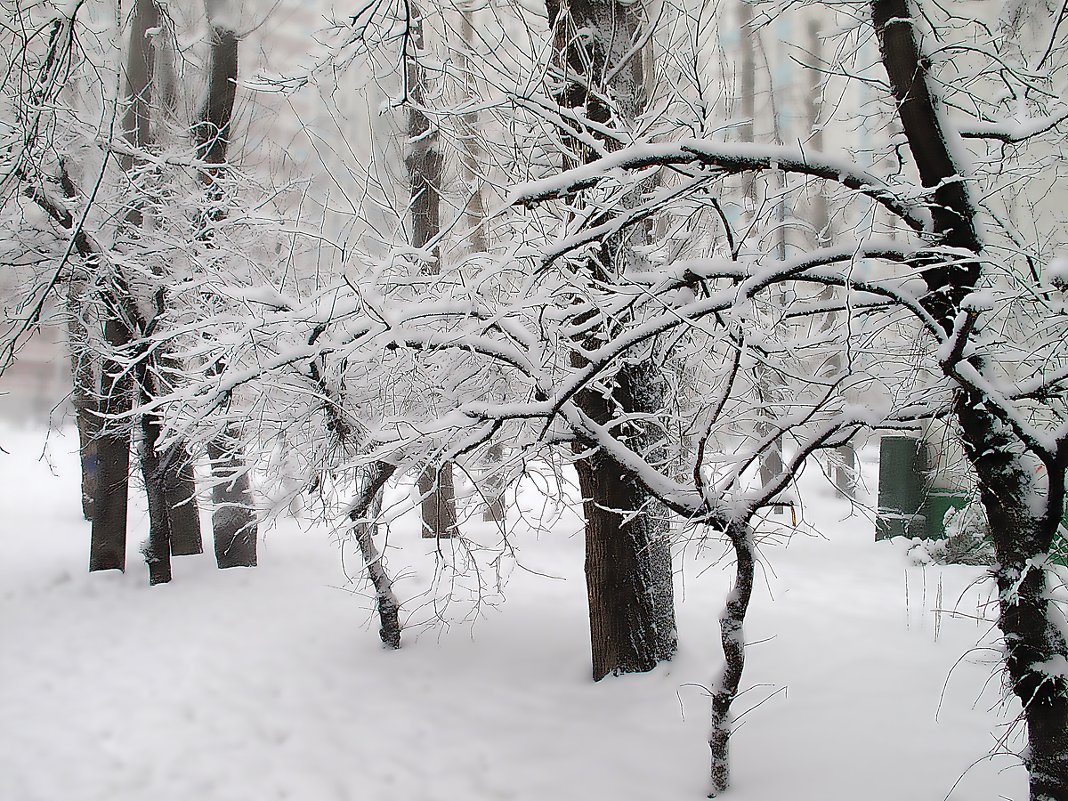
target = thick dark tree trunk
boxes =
[165,453,202,556]
[872,3,1068,797]
[88,431,129,571]
[575,441,676,680]
[405,3,458,539]
[207,433,257,569]
[957,397,1068,801]
[573,359,677,680]
[193,18,258,566]
[547,0,677,679]
[870,0,980,326]
[138,412,173,585]
[88,327,132,572]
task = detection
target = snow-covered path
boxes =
[0,426,1026,800]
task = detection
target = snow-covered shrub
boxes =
[906,501,993,567]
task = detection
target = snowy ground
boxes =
[0,423,1028,801]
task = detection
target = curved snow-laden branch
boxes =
[958,107,1068,143]
[509,140,933,234]
[167,242,942,454]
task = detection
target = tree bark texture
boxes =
[871,0,980,327]
[548,0,677,680]
[872,2,1068,797]
[165,455,203,556]
[406,3,458,539]
[575,430,677,680]
[573,358,677,680]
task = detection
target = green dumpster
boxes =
[876,436,928,540]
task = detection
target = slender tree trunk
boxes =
[457,9,507,524]
[71,363,100,521]
[805,18,856,498]
[194,16,258,568]
[708,523,755,797]
[121,0,173,580]
[547,0,677,680]
[872,2,1068,797]
[350,463,401,649]
[406,3,458,539]
[738,0,757,212]
[736,2,784,492]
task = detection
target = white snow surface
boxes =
[0,426,1028,801]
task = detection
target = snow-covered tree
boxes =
[10,0,1068,795]
[0,0,267,581]
[521,0,1068,794]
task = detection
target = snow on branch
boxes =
[958,108,1068,143]
[509,140,933,234]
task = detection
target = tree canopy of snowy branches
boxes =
[5,0,1068,797]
